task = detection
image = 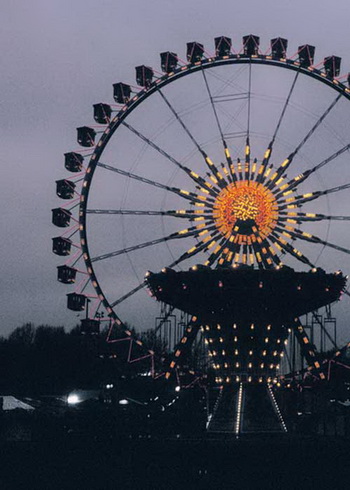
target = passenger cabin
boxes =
[64,152,84,173]
[77,126,96,147]
[298,45,315,67]
[56,179,76,200]
[160,52,178,73]
[186,42,204,63]
[52,236,72,256]
[324,56,341,78]
[57,265,77,284]
[67,293,86,311]
[271,38,288,59]
[113,83,131,104]
[93,103,112,124]
[80,318,100,335]
[135,65,153,87]
[215,37,232,57]
[243,35,260,57]
[52,208,72,227]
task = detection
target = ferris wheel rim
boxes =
[78,53,350,334]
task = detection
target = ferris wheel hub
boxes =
[213,180,278,239]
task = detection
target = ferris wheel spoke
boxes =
[279,212,350,223]
[110,233,222,307]
[169,231,223,268]
[91,225,217,263]
[279,227,350,257]
[292,93,342,155]
[248,241,264,269]
[218,237,242,266]
[201,69,237,183]
[246,227,279,269]
[273,143,350,198]
[259,237,282,268]
[241,243,250,266]
[247,245,256,266]
[267,93,342,184]
[203,66,248,157]
[247,62,252,139]
[236,236,275,269]
[231,243,242,266]
[270,231,315,267]
[166,320,201,379]
[97,161,214,207]
[158,89,228,188]
[289,318,323,373]
[243,62,253,181]
[206,64,248,94]
[121,120,220,197]
[257,71,299,184]
[278,182,350,208]
[110,282,147,308]
[239,243,252,266]
[223,238,245,265]
[216,99,248,141]
[153,306,176,335]
[275,218,350,254]
[201,236,232,267]
[271,71,299,147]
[217,101,248,182]
[217,98,247,132]
[86,208,210,220]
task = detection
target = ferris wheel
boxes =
[52,35,350,373]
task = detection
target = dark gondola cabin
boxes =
[93,103,112,124]
[324,56,341,78]
[52,208,71,227]
[64,152,84,173]
[52,237,72,256]
[56,179,76,200]
[80,318,100,335]
[57,265,77,284]
[298,45,315,67]
[113,82,131,104]
[77,126,96,147]
[271,37,288,59]
[160,52,178,73]
[243,35,260,56]
[67,293,86,311]
[135,65,153,87]
[215,37,232,57]
[186,42,204,63]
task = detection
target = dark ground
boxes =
[1,435,349,490]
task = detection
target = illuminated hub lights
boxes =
[213,181,278,240]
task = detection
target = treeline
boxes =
[0,323,165,396]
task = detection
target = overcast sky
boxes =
[2,0,350,343]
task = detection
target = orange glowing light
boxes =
[213,181,278,239]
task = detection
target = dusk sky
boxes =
[2,0,350,344]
